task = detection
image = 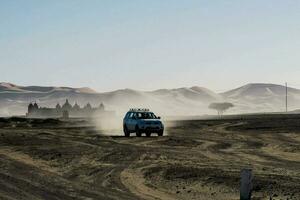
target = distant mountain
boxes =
[1,82,300,117]
[0,83,220,116]
[0,82,97,94]
[221,83,300,113]
[222,83,300,98]
[94,87,221,115]
[149,86,220,102]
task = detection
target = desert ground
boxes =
[0,114,299,200]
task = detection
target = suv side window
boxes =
[132,113,138,119]
[137,113,142,119]
[129,112,134,119]
[125,112,130,119]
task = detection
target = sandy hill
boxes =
[0,82,97,94]
[222,83,300,98]
[1,82,300,116]
[221,83,300,113]
[0,83,220,116]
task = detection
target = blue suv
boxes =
[123,109,164,137]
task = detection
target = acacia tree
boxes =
[209,102,234,117]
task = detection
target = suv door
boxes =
[131,112,139,130]
[124,112,130,127]
[127,112,135,131]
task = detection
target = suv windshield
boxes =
[137,112,157,119]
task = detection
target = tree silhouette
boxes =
[209,102,234,117]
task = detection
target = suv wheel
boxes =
[135,126,142,137]
[158,130,163,136]
[123,126,130,137]
[146,132,151,137]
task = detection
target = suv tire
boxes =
[123,126,130,137]
[136,126,142,137]
[158,130,163,136]
[146,132,151,137]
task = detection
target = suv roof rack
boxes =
[129,108,150,112]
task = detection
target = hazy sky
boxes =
[1,0,300,92]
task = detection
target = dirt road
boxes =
[0,115,299,200]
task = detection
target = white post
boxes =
[240,169,252,200]
[286,82,288,112]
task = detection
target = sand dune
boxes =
[1,82,300,116]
